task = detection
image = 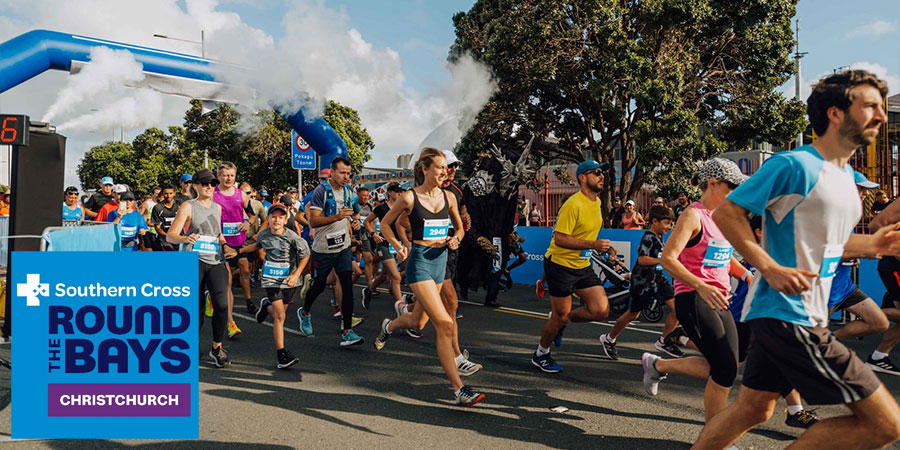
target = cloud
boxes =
[779,61,900,103]
[845,20,898,38]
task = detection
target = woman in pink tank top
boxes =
[640,158,752,426]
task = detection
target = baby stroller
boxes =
[590,250,664,323]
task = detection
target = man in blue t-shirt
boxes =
[693,71,900,449]
[107,191,149,251]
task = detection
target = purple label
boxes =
[48,383,190,417]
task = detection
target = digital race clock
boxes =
[0,114,30,146]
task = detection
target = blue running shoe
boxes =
[298,307,313,336]
[553,325,566,348]
[340,329,365,347]
[531,352,562,373]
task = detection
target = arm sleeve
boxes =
[727,154,804,217]
[307,186,326,211]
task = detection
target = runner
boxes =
[297,157,365,346]
[499,227,527,291]
[372,148,484,406]
[639,158,748,426]
[83,176,115,220]
[246,202,311,369]
[214,162,258,337]
[600,205,684,359]
[693,70,900,449]
[150,183,179,251]
[175,174,194,205]
[363,183,406,311]
[530,160,612,374]
[95,184,128,222]
[62,186,84,225]
[167,169,238,368]
[354,187,378,291]
[107,190,149,251]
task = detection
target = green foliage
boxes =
[451,0,805,212]
[323,100,374,173]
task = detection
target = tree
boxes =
[323,100,374,173]
[451,0,807,212]
[77,141,137,191]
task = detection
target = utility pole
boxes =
[794,19,808,149]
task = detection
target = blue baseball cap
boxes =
[100,176,114,186]
[576,160,611,178]
[854,170,879,189]
[180,174,193,183]
[258,189,268,197]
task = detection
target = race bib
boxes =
[120,226,137,238]
[388,244,397,255]
[702,238,733,268]
[263,261,291,278]
[326,230,347,249]
[222,222,241,236]
[656,251,664,271]
[580,249,593,259]
[192,236,219,254]
[165,217,175,223]
[423,218,450,240]
[820,245,843,279]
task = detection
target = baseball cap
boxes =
[318,168,331,179]
[625,200,635,206]
[695,158,748,186]
[112,184,128,194]
[442,150,461,167]
[576,160,611,178]
[180,174,193,183]
[258,189,268,197]
[100,176,114,186]
[192,169,219,186]
[386,183,405,193]
[120,191,135,201]
[287,186,298,193]
[853,170,879,189]
[279,194,293,205]
[268,203,289,215]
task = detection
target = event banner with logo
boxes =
[11,251,199,439]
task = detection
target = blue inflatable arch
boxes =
[0,29,347,167]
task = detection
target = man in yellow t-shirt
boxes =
[532,160,612,373]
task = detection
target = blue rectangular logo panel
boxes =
[11,251,199,439]
[292,130,316,170]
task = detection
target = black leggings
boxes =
[674,291,739,388]
[199,261,229,344]
[303,270,355,330]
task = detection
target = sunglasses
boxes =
[199,182,215,187]
[243,191,252,195]
[585,169,606,177]
[103,184,113,187]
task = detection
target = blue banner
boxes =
[12,251,199,439]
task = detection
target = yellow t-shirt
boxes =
[545,191,603,269]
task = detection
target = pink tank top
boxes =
[673,201,733,295]
[621,213,636,229]
[214,186,246,247]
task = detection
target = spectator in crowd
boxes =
[517,195,529,226]
[610,197,625,228]
[871,189,890,215]
[620,200,646,230]
[84,176,116,219]
[652,196,665,207]
[528,203,542,226]
[175,173,194,205]
[673,192,690,220]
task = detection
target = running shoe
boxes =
[297,307,313,336]
[456,311,463,319]
[374,318,391,351]
[405,329,424,339]
[344,315,364,329]
[536,280,545,299]
[598,333,618,360]
[403,293,415,305]
[256,297,271,323]
[531,352,562,373]
[204,291,213,317]
[785,408,820,429]
[553,325,566,348]
[277,349,299,369]
[463,349,470,360]
[641,352,666,396]
[654,339,685,358]
[227,321,242,339]
[246,298,259,315]
[300,274,312,300]
[458,358,483,377]
[394,300,408,318]
[866,355,900,375]
[340,329,365,347]
[484,299,502,308]
[455,385,486,407]
[332,306,342,319]
[362,287,372,310]
[209,346,230,368]
[665,327,688,347]
[330,297,337,307]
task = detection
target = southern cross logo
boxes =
[17,273,48,306]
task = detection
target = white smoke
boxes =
[56,89,164,132]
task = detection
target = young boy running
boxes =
[599,205,683,359]
[248,203,311,369]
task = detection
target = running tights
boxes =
[199,261,229,343]
[674,291,739,387]
[304,270,355,330]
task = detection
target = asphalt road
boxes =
[2,280,900,449]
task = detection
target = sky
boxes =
[0,0,897,189]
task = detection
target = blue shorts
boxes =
[406,244,447,285]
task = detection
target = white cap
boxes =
[442,150,461,166]
[625,200,635,206]
[112,184,128,194]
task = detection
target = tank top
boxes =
[182,199,225,265]
[673,201,733,295]
[621,213,638,229]
[214,186,246,247]
[408,189,451,242]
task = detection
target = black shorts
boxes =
[375,242,398,262]
[829,288,870,314]
[445,247,458,281]
[628,278,674,312]
[877,259,900,308]
[543,256,602,298]
[311,248,353,285]
[742,318,881,405]
[736,321,752,363]
[264,287,298,304]
[358,235,374,254]
[508,239,524,258]
[226,244,255,266]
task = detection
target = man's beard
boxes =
[839,114,878,147]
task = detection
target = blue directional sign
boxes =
[292,130,316,170]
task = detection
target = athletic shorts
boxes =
[445,247,458,281]
[226,244,254,266]
[736,321,752,363]
[674,291,739,387]
[375,242,398,262]
[406,244,447,284]
[877,259,900,308]
[264,286,298,304]
[508,239,524,258]
[358,235,374,254]
[829,288,870,314]
[742,318,881,405]
[310,248,353,285]
[543,256,602,298]
[628,278,674,312]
